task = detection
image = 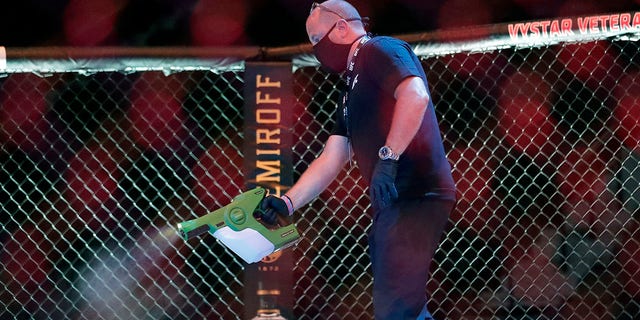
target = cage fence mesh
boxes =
[1,28,640,320]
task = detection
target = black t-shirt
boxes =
[331,36,456,200]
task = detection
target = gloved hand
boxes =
[369,159,399,211]
[259,195,291,225]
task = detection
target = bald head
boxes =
[306,0,366,45]
[318,0,361,21]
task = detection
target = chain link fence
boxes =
[2,22,640,319]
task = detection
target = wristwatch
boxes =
[378,146,400,161]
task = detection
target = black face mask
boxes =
[313,23,359,74]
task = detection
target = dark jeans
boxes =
[368,195,454,319]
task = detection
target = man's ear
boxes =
[335,19,349,38]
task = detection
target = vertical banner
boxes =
[243,61,295,320]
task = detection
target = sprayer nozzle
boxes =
[176,223,210,240]
[176,224,187,240]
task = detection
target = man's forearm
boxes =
[385,76,429,155]
[284,135,350,212]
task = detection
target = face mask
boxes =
[313,23,356,74]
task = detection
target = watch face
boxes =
[379,146,398,160]
[379,146,391,159]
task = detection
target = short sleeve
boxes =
[366,38,423,95]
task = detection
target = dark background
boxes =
[1,0,639,48]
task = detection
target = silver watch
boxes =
[378,146,400,161]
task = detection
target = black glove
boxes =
[259,195,290,225]
[369,159,399,211]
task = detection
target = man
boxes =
[260,1,456,319]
